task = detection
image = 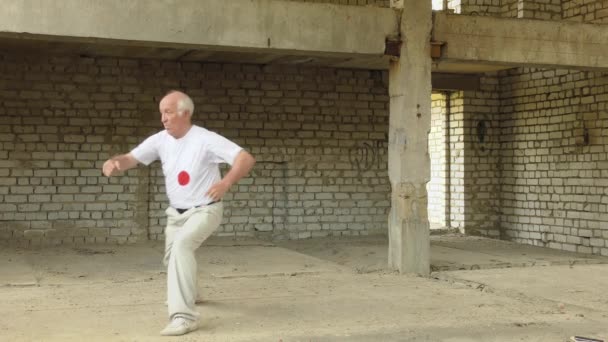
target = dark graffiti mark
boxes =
[349,140,386,170]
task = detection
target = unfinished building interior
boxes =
[2,0,608,270]
[1,0,608,340]
[0,0,608,341]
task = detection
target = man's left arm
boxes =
[206,150,256,201]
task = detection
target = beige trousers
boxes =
[163,202,223,321]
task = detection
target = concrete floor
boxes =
[1,234,607,341]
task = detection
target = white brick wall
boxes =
[562,0,608,23]
[428,92,471,231]
[517,0,562,20]
[462,75,501,237]
[500,0,519,17]
[426,2,608,257]
[431,68,608,255]
[494,1,608,255]
[429,94,448,228]
[448,93,467,231]
[0,55,151,246]
[460,0,502,16]
[0,54,391,246]
[488,0,606,20]
[499,67,608,256]
[429,79,501,236]
[456,0,561,19]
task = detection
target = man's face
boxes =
[159,94,190,138]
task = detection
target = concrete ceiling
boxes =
[0,37,512,74]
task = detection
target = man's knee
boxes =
[172,235,196,253]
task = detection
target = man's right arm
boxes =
[102,153,139,177]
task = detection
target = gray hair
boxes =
[166,90,195,116]
[177,94,194,117]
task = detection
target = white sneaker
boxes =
[160,317,198,336]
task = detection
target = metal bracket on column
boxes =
[385,40,445,61]
[431,41,445,59]
[384,37,402,60]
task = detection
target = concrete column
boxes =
[387,0,432,276]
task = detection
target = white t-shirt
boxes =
[130,125,243,209]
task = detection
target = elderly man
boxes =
[102,90,255,336]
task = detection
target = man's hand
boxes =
[205,151,255,201]
[206,180,231,202]
[102,159,121,177]
[102,154,139,177]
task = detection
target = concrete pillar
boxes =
[387,0,432,276]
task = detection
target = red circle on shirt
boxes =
[177,171,190,186]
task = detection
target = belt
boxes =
[175,200,220,214]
